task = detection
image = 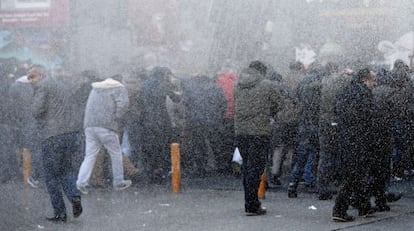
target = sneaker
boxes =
[114,180,132,191]
[46,214,67,223]
[385,192,402,203]
[358,208,376,218]
[404,169,414,177]
[288,184,297,198]
[373,204,390,212]
[318,192,333,200]
[246,207,267,216]
[72,197,83,218]
[391,176,403,182]
[77,185,89,195]
[332,213,354,222]
[27,176,40,188]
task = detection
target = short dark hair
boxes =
[249,60,267,76]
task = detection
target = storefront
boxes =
[0,0,69,69]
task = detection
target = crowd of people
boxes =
[0,56,413,222]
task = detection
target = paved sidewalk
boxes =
[2,176,414,231]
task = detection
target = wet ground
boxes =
[2,175,414,231]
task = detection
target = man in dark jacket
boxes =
[332,68,377,222]
[287,64,323,198]
[30,66,82,223]
[317,63,352,200]
[182,75,227,176]
[140,67,181,184]
[234,61,281,216]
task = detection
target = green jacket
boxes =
[234,68,282,136]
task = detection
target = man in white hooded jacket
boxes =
[77,76,131,193]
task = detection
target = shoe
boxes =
[288,184,297,198]
[272,176,282,186]
[332,213,354,222]
[386,192,402,203]
[114,180,132,191]
[358,208,376,217]
[373,204,390,212]
[77,185,89,195]
[246,207,267,216]
[318,192,333,200]
[46,214,67,223]
[27,176,40,188]
[404,169,414,177]
[391,176,403,182]
[72,197,83,218]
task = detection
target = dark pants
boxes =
[0,124,19,183]
[317,123,338,195]
[333,143,370,215]
[42,132,81,216]
[236,135,269,212]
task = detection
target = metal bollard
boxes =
[258,172,266,199]
[171,143,181,193]
[22,148,32,187]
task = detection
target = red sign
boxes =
[0,0,69,28]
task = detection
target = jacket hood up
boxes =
[92,78,124,89]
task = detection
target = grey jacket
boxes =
[234,68,282,137]
[84,78,129,132]
[32,76,79,140]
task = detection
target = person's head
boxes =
[27,66,46,86]
[248,60,267,76]
[149,66,173,83]
[356,68,377,89]
[392,59,410,88]
[289,61,305,72]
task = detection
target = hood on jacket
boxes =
[237,67,263,89]
[92,78,124,89]
[16,75,30,83]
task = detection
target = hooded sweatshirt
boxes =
[84,78,129,132]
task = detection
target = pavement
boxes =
[2,175,414,231]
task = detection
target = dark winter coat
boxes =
[141,67,180,136]
[182,76,227,129]
[336,76,374,166]
[8,76,38,147]
[234,67,281,137]
[32,76,80,140]
[296,71,322,127]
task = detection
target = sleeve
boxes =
[115,87,130,120]
[32,84,47,120]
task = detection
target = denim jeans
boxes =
[42,132,81,216]
[290,124,317,186]
[236,135,270,212]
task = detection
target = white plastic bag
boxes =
[232,147,243,165]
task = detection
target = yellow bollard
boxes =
[22,148,32,187]
[258,172,266,199]
[171,143,181,193]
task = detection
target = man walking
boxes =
[76,75,131,193]
[30,66,82,223]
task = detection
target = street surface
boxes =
[2,176,414,231]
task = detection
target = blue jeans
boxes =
[290,124,317,186]
[42,132,81,216]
